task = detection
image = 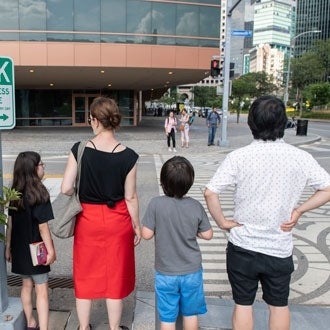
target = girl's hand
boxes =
[5,246,11,262]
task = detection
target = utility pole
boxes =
[220,0,242,147]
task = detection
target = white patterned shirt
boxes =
[206,139,330,258]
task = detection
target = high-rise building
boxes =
[295,0,330,57]
[0,0,220,127]
[253,0,296,52]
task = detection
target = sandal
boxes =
[76,325,92,330]
[27,325,39,330]
[119,326,129,330]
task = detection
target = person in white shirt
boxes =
[204,95,330,330]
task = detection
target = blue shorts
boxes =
[227,242,294,306]
[155,268,207,323]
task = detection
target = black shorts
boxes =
[226,242,294,306]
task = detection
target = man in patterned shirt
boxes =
[204,95,330,330]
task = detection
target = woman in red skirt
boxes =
[61,97,141,330]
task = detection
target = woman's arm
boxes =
[61,151,77,195]
[39,222,56,265]
[124,164,141,246]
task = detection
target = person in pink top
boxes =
[164,111,177,152]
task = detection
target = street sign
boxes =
[0,56,15,130]
[232,30,252,37]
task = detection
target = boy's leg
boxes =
[21,277,38,328]
[268,305,290,330]
[160,321,176,330]
[34,282,49,330]
[183,315,198,330]
[232,304,253,330]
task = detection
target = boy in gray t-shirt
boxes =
[142,156,213,330]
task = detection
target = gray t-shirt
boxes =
[142,195,211,275]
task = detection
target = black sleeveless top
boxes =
[72,141,139,205]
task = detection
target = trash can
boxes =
[296,119,308,136]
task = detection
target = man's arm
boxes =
[281,186,330,231]
[204,188,241,230]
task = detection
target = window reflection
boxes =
[176,5,199,36]
[0,0,220,47]
[47,0,73,41]
[19,0,46,41]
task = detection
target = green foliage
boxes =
[193,86,221,108]
[302,83,330,107]
[232,72,278,99]
[291,39,330,90]
[0,187,21,241]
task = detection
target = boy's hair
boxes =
[248,95,287,141]
[160,156,194,198]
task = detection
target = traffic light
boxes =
[230,62,235,79]
[210,59,220,78]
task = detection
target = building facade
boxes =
[0,0,220,127]
[295,0,330,57]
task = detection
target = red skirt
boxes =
[73,200,135,299]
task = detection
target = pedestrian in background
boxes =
[164,110,177,152]
[179,108,190,148]
[204,95,330,330]
[142,156,213,330]
[206,107,221,146]
[61,97,141,330]
[5,151,56,330]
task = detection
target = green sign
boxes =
[0,57,15,129]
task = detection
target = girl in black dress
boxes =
[5,151,56,330]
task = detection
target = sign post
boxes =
[0,57,23,330]
[0,57,16,130]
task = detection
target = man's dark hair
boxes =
[160,156,194,198]
[248,95,288,141]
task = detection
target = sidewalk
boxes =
[2,115,329,330]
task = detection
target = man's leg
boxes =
[208,128,212,145]
[268,305,290,330]
[232,304,253,330]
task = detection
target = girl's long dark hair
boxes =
[11,151,50,209]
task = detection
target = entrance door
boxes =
[72,94,99,126]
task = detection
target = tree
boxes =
[302,83,330,108]
[193,86,218,108]
[231,72,277,122]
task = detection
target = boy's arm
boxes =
[197,228,213,240]
[141,226,154,240]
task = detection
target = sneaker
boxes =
[173,148,177,152]
[168,147,172,152]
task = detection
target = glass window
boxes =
[151,3,176,36]
[127,0,152,43]
[101,0,126,42]
[46,0,73,41]
[176,5,199,37]
[200,6,219,38]
[0,0,19,40]
[19,0,47,41]
[73,0,101,42]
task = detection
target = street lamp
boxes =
[283,30,321,106]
